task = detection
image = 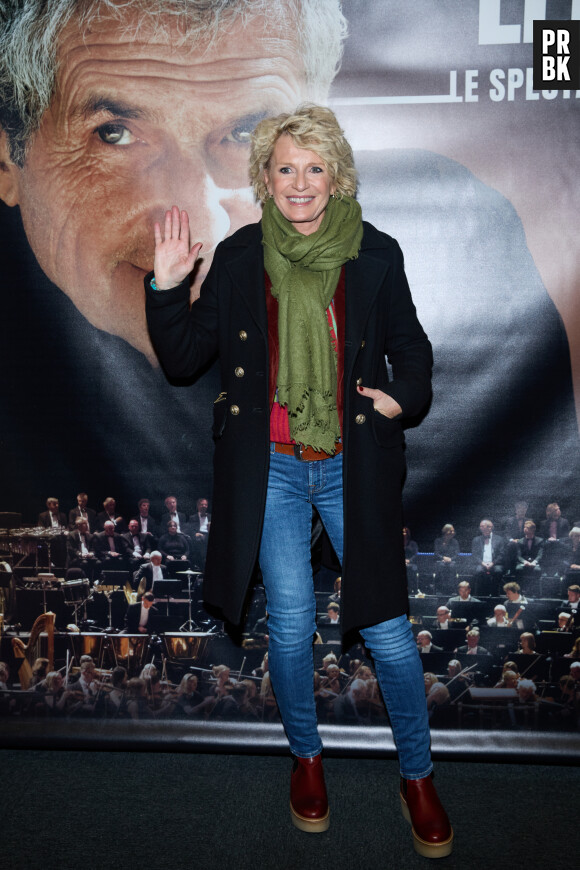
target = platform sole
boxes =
[400,793,454,858]
[290,802,330,833]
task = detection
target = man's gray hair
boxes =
[0,0,346,166]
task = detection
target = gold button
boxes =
[234,366,244,378]
[355,414,366,424]
[360,340,366,348]
[239,330,248,341]
[356,377,363,386]
[230,404,240,416]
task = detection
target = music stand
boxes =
[177,569,203,631]
[152,579,183,616]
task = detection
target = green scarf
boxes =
[262,195,363,453]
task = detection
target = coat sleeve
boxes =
[144,248,222,380]
[382,241,433,418]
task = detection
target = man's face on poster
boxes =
[0,9,308,360]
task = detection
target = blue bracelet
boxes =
[150,277,158,290]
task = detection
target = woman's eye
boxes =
[96,123,135,146]
[310,166,324,173]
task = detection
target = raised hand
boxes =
[356,384,402,419]
[153,205,203,290]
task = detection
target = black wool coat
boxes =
[145,221,432,635]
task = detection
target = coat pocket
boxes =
[212,392,228,439]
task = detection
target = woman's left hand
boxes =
[357,385,402,419]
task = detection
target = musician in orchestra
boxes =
[67,517,97,578]
[37,497,68,567]
[417,631,443,654]
[562,528,580,580]
[160,496,187,532]
[173,673,204,719]
[559,583,580,630]
[431,606,451,630]
[557,612,573,633]
[146,103,451,855]
[486,604,509,628]
[93,519,130,572]
[424,673,450,716]
[333,678,372,725]
[185,497,211,570]
[503,581,529,609]
[454,628,490,657]
[124,591,158,634]
[320,602,340,625]
[564,637,580,659]
[158,520,191,563]
[517,632,537,655]
[123,518,155,570]
[515,521,544,589]
[42,671,73,716]
[493,669,519,690]
[133,551,167,599]
[470,519,505,596]
[446,580,481,610]
[131,498,160,540]
[68,492,97,532]
[210,681,260,722]
[106,666,129,717]
[37,497,67,529]
[68,660,98,712]
[96,497,127,533]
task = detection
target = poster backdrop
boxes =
[0,1,579,746]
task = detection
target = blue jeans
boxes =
[258,445,432,779]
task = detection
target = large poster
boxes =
[1,1,579,749]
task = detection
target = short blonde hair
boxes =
[249,104,357,203]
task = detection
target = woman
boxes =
[158,520,190,562]
[145,105,451,857]
[434,524,460,593]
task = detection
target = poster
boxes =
[1,0,579,752]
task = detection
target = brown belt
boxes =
[272,442,343,462]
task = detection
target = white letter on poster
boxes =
[479,0,520,44]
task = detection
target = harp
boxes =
[11,611,55,690]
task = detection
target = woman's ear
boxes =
[0,129,21,206]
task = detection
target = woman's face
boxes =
[263,134,335,236]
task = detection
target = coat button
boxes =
[239,330,248,341]
[234,366,244,378]
[230,404,240,416]
[355,413,366,425]
[360,340,366,348]
[356,377,363,386]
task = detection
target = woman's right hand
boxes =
[153,205,203,290]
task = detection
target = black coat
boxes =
[145,221,432,634]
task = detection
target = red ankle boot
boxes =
[400,774,453,858]
[290,754,330,832]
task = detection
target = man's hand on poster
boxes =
[153,205,202,290]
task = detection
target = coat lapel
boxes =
[224,225,268,343]
[344,246,389,383]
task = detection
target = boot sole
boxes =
[290,802,330,833]
[400,794,454,858]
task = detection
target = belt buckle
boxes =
[293,443,304,461]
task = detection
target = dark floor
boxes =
[0,749,575,870]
